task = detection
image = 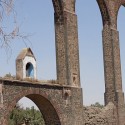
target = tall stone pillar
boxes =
[55,14,68,85]
[103,24,123,104]
[53,1,83,124]
[97,0,125,124]
[54,0,80,87]
[102,24,125,125]
[63,11,80,87]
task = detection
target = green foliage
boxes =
[9,104,45,125]
[4,73,12,78]
[91,102,104,108]
[4,73,16,79]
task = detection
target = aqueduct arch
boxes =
[1,0,125,125]
[7,91,61,125]
[0,0,84,124]
[0,79,83,125]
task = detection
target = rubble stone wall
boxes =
[84,102,118,125]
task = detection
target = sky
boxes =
[0,0,125,108]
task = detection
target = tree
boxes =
[0,0,29,55]
[9,103,24,125]
[9,104,45,125]
[91,102,104,108]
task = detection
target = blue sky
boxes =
[0,0,125,107]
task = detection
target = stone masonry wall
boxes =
[84,102,117,125]
[0,79,83,125]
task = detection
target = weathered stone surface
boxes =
[54,0,80,87]
[84,102,118,125]
[0,79,83,125]
[97,1,125,125]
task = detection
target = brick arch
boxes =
[120,0,125,7]
[6,89,61,125]
[96,0,110,26]
[52,0,76,21]
[52,0,63,18]
[116,1,125,25]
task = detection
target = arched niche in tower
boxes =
[16,48,37,80]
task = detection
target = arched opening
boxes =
[9,97,45,125]
[8,94,61,125]
[26,62,34,78]
[76,1,104,105]
[117,5,125,93]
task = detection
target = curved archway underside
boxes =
[97,0,110,26]
[97,0,125,29]
[26,94,61,125]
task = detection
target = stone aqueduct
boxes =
[0,0,125,125]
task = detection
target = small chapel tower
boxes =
[16,48,37,80]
